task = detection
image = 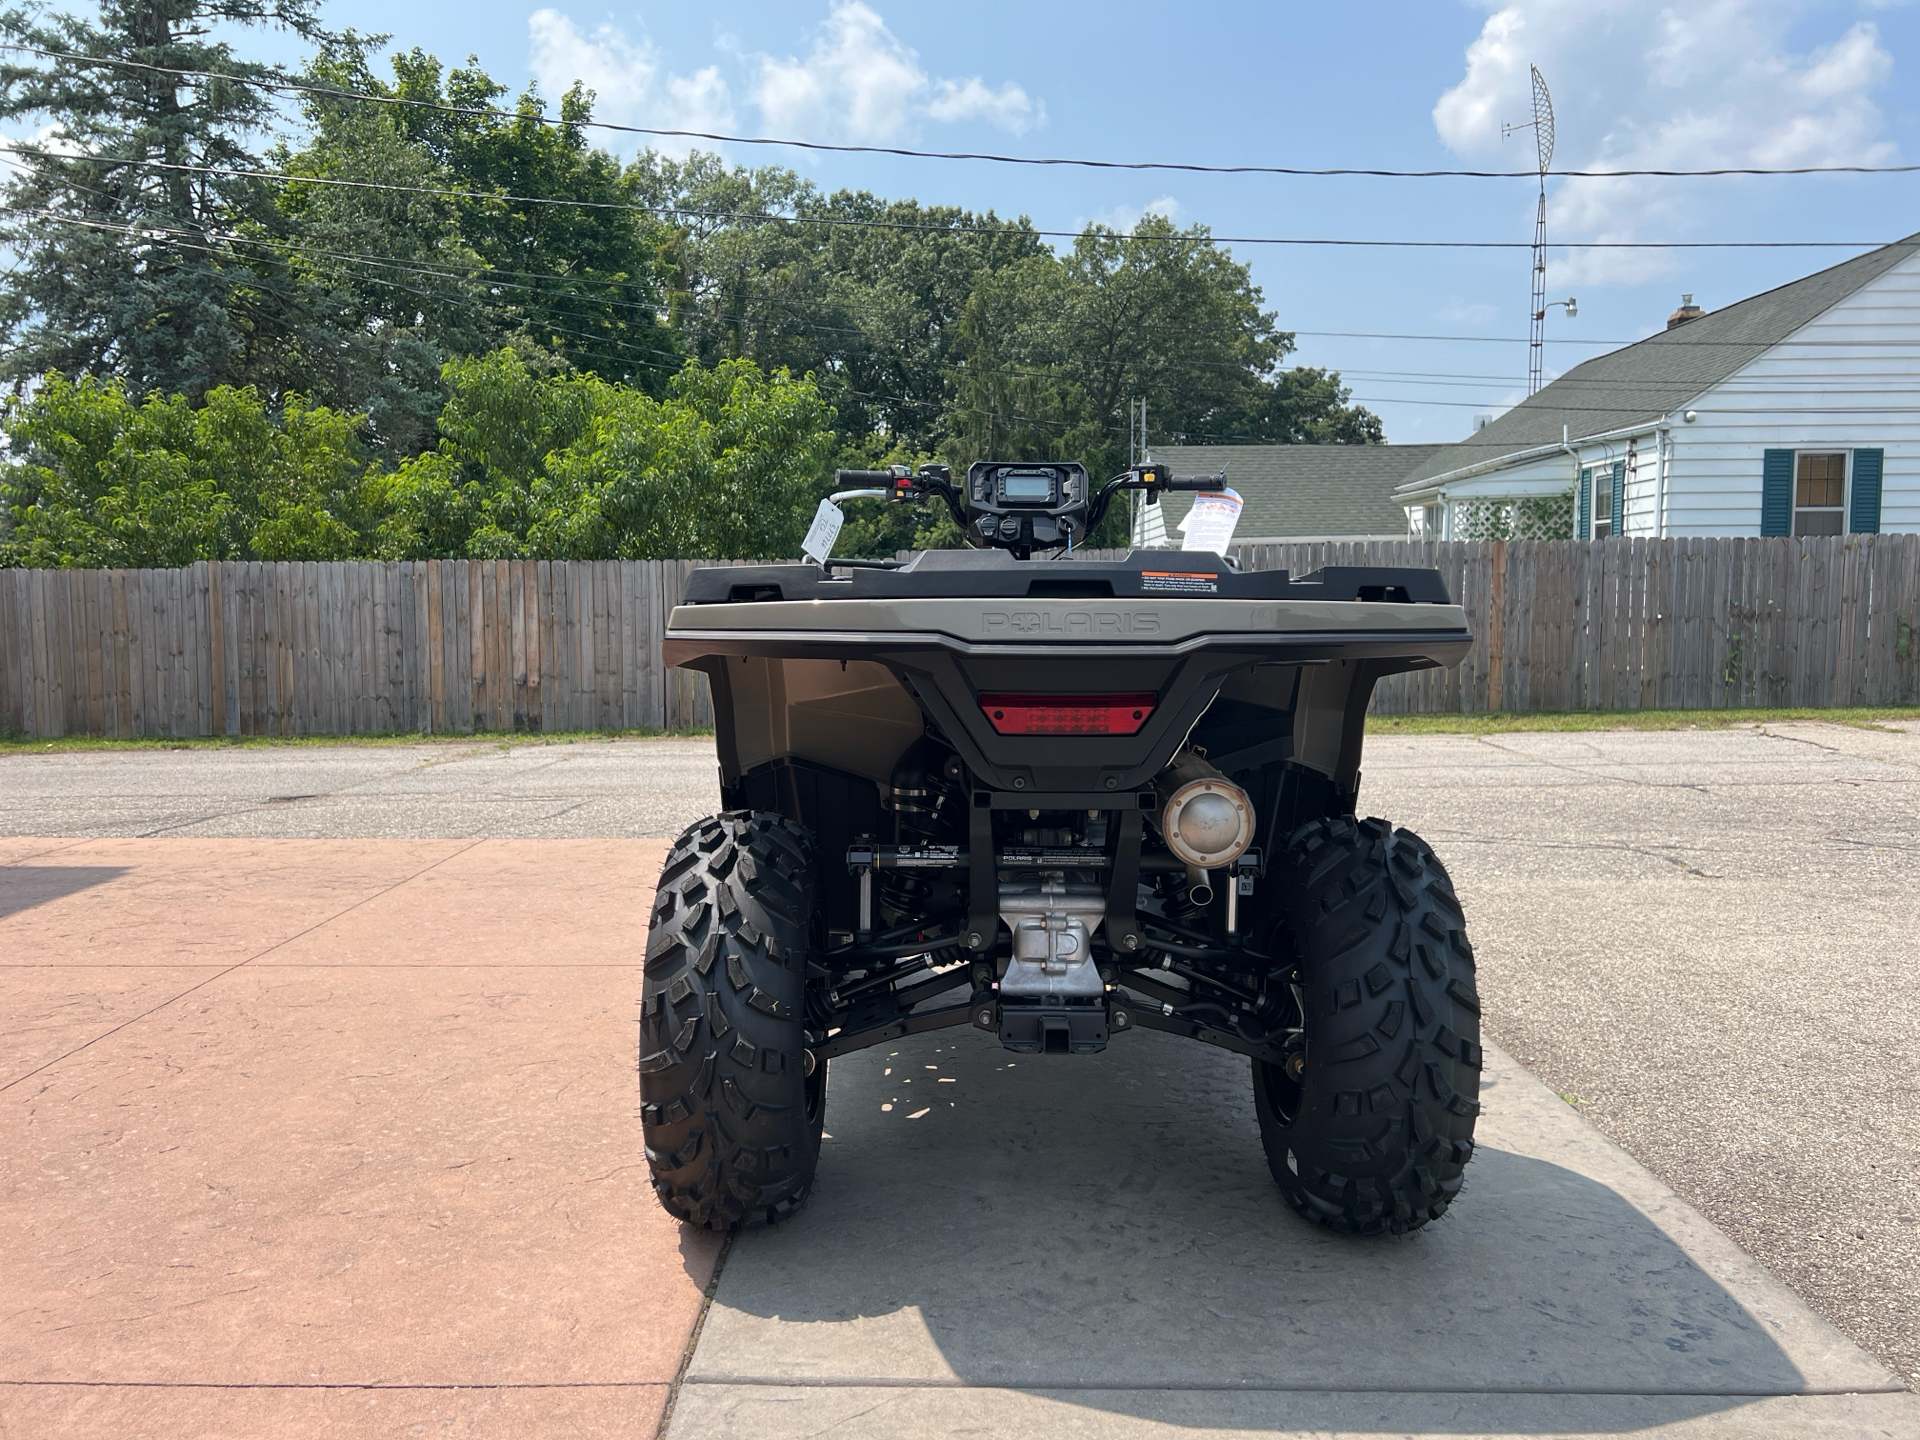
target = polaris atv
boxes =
[643,461,1482,1236]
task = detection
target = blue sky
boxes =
[246,0,1920,444]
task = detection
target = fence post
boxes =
[1487,540,1507,713]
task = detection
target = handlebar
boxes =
[1081,463,1230,535]
[827,464,968,535]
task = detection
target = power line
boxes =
[4,44,1917,182]
[13,202,1918,433]
[3,146,1898,253]
[4,206,1290,446]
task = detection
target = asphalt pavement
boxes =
[0,736,720,839]
[3,719,1917,1412]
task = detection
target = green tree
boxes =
[363,50,683,392]
[0,372,385,566]
[0,0,333,397]
[948,215,1381,485]
[244,34,493,455]
[379,348,837,560]
[631,153,1046,456]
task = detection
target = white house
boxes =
[1393,231,1920,540]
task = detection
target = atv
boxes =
[642,461,1482,1236]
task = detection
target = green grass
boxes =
[1365,706,1920,735]
[0,728,712,755]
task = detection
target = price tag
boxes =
[1178,488,1243,555]
[801,498,845,564]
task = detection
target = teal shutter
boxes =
[1578,467,1592,537]
[1850,449,1883,534]
[1760,450,1793,536]
[1611,460,1626,535]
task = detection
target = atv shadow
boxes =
[692,1026,1863,1432]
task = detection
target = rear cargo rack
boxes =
[682,550,1453,606]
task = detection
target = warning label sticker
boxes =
[1139,571,1219,595]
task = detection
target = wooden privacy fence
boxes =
[0,558,748,739]
[1236,534,1920,715]
[1,537,1917,738]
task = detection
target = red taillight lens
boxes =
[977,693,1157,736]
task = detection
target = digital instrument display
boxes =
[1001,472,1055,502]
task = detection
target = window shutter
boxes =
[1850,449,1883,534]
[1611,460,1626,535]
[1760,450,1793,537]
[1578,467,1592,537]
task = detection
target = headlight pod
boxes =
[1156,764,1255,870]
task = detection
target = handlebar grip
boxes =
[1167,474,1230,491]
[834,469,896,485]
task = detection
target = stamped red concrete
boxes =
[0,839,710,1440]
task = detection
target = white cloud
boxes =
[1433,2,1898,286]
[527,9,735,155]
[1083,195,1183,233]
[752,2,1040,143]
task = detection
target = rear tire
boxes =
[1253,815,1481,1235]
[641,811,827,1229]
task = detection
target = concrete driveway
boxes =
[672,1028,1903,1438]
[3,723,1917,1437]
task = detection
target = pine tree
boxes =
[0,0,332,398]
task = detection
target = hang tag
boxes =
[1178,488,1243,555]
[801,498,845,564]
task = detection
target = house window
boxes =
[1794,453,1846,536]
[1592,472,1613,538]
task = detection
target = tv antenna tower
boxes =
[1504,66,1572,395]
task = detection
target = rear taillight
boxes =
[977,693,1157,736]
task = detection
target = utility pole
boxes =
[1128,398,1149,543]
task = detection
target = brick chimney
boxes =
[1667,293,1705,329]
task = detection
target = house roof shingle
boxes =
[1395,231,1920,493]
[1143,444,1444,538]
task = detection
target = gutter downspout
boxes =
[1562,424,1578,538]
[1654,415,1671,539]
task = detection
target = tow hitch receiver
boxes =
[1004,1004,1108,1055]
[978,1000,1110,1055]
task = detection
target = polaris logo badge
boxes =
[982,609,1162,636]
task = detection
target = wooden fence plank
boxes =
[192,562,211,737]
[2,572,21,733]
[425,560,444,733]
[157,568,178,738]
[449,560,469,732]
[78,569,103,735]
[573,560,593,728]
[1704,538,1727,709]
[1,571,20,733]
